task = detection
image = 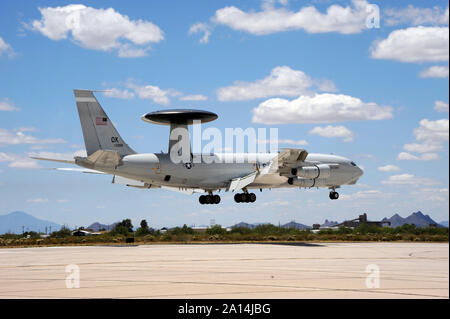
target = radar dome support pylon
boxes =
[141,109,218,163]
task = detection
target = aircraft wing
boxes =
[226,171,257,192]
[273,148,308,175]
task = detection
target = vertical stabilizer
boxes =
[74,89,135,156]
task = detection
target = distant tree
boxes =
[206,225,226,235]
[140,219,149,231]
[230,226,252,235]
[111,225,129,236]
[116,219,133,232]
[110,219,134,236]
[170,224,195,235]
[50,226,72,238]
[135,219,153,237]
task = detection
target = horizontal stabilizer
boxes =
[30,156,75,164]
[78,149,121,169]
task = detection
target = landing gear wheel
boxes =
[199,195,206,204]
[288,177,294,185]
[205,195,213,204]
[249,193,256,202]
[234,193,241,203]
[329,191,339,200]
[213,195,221,204]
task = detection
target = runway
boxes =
[0,242,448,298]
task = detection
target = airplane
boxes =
[31,89,364,205]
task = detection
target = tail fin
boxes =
[74,89,136,157]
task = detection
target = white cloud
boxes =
[127,83,179,105]
[0,128,66,146]
[28,150,86,161]
[384,5,449,26]
[308,125,354,142]
[104,81,204,105]
[419,65,449,78]
[0,37,15,58]
[434,100,449,113]
[252,93,393,124]
[179,94,208,101]
[403,142,443,154]
[397,152,439,161]
[212,0,375,35]
[189,23,212,44]
[0,98,19,112]
[217,66,332,102]
[414,119,449,144]
[31,4,164,57]
[103,88,135,99]
[27,198,49,203]
[399,118,449,161]
[1,149,86,169]
[378,164,400,172]
[370,26,449,63]
[0,153,41,169]
[382,173,439,186]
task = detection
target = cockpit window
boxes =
[350,161,357,166]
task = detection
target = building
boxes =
[313,213,391,232]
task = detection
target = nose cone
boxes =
[356,166,364,177]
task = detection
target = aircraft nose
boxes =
[356,166,364,177]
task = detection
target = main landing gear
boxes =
[234,192,256,203]
[329,191,339,200]
[199,194,221,205]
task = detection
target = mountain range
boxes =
[230,221,311,230]
[0,211,61,234]
[86,222,118,231]
[0,210,448,234]
[382,211,443,228]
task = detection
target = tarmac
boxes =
[0,242,448,298]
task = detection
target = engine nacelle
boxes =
[293,164,331,179]
[288,178,315,187]
[287,177,328,188]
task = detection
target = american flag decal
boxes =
[96,117,108,125]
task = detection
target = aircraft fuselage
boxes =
[87,152,363,192]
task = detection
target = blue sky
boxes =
[0,0,448,228]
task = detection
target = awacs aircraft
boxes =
[31,90,363,205]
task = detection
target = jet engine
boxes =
[291,164,331,179]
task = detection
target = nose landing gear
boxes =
[329,191,339,200]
